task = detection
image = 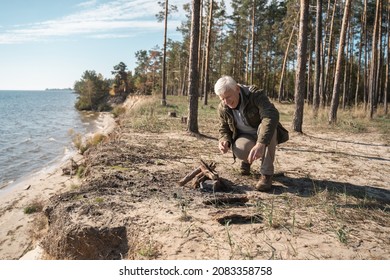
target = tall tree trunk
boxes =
[198,0,205,99]
[265,51,270,94]
[355,8,364,108]
[342,24,351,110]
[328,0,351,124]
[319,0,333,108]
[385,0,390,114]
[307,45,312,104]
[250,0,256,84]
[347,25,354,107]
[203,0,214,106]
[313,0,322,114]
[324,0,338,107]
[292,0,309,133]
[368,0,381,119]
[181,60,188,96]
[198,0,203,82]
[188,0,201,134]
[375,0,383,105]
[238,28,245,82]
[363,0,368,110]
[232,24,240,78]
[161,0,169,106]
[245,24,251,84]
[279,18,297,102]
[217,16,225,77]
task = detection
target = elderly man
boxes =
[215,75,287,191]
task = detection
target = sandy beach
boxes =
[0,112,116,260]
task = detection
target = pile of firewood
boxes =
[178,160,222,190]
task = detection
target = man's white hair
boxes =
[214,76,237,96]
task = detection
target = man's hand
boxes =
[247,143,266,164]
[218,141,230,154]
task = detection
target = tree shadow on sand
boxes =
[305,133,389,148]
[271,174,390,206]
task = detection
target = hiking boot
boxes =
[255,175,273,191]
[240,161,251,176]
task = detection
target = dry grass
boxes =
[299,102,389,136]
[70,131,107,154]
[29,213,48,242]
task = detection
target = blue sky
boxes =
[0,0,190,90]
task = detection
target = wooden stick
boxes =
[200,160,218,180]
[179,160,219,187]
[178,166,201,186]
[193,173,206,188]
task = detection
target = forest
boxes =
[74,0,389,133]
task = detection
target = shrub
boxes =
[71,131,106,155]
[77,165,86,178]
[87,133,106,147]
[24,200,44,214]
[112,106,126,118]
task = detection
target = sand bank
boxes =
[0,112,116,260]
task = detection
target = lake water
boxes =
[0,90,100,189]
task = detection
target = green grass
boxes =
[24,200,44,214]
[336,226,349,244]
[94,197,104,204]
[77,165,85,178]
[111,165,131,171]
[137,236,160,259]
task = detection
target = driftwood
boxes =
[179,160,218,188]
[178,166,202,186]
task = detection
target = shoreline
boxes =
[0,111,116,260]
[0,112,116,194]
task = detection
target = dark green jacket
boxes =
[218,85,280,146]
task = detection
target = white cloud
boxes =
[89,33,134,39]
[76,0,98,8]
[0,0,186,44]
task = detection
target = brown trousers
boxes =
[232,129,277,176]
